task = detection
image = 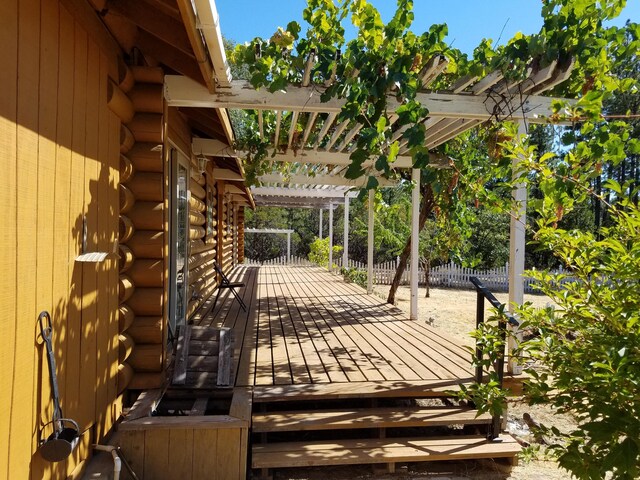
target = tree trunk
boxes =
[387,184,434,304]
[424,258,431,298]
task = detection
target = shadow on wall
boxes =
[29,156,120,479]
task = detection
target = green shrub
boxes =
[308,237,342,270]
[341,267,368,289]
[517,200,640,480]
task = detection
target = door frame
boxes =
[168,144,191,335]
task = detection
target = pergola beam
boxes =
[253,197,343,209]
[192,137,416,167]
[260,150,415,168]
[258,173,398,188]
[165,76,572,124]
[251,187,357,199]
[245,228,294,234]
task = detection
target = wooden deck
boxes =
[198,265,520,475]
[199,264,474,390]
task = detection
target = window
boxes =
[169,148,190,334]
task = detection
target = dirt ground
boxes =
[276,285,574,480]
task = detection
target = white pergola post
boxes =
[287,232,291,263]
[367,189,374,294]
[328,203,334,272]
[410,168,420,321]
[508,120,527,374]
[319,209,323,239]
[343,195,350,269]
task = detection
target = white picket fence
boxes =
[244,255,314,266]
[339,259,544,292]
[246,256,549,293]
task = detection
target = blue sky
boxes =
[217,0,639,55]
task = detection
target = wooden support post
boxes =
[286,232,291,264]
[343,195,349,267]
[367,190,374,293]
[328,203,334,272]
[319,208,323,239]
[508,120,527,374]
[410,168,420,320]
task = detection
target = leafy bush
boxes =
[518,198,640,480]
[308,237,342,270]
[341,267,368,289]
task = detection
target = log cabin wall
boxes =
[218,183,236,274]
[238,207,245,264]
[186,164,219,319]
[0,0,123,478]
[231,203,239,266]
[118,68,167,392]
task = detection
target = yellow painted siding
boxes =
[0,0,19,477]
[0,2,122,478]
[117,418,248,480]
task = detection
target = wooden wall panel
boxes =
[65,18,88,432]
[95,49,112,440]
[166,107,191,158]
[47,7,75,479]
[33,2,60,478]
[108,110,123,418]
[116,417,249,480]
[1,2,123,478]
[79,38,100,433]
[13,0,41,478]
[0,0,19,475]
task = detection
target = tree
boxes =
[519,196,640,480]
[466,210,510,269]
[244,207,290,261]
[386,179,434,303]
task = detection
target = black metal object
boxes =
[212,263,247,311]
[38,311,80,462]
[469,277,520,440]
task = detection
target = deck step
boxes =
[252,434,520,468]
[251,379,472,403]
[252,407,491,433]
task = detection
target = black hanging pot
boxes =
[38,311,80,462]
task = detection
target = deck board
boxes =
[198,265,475,389]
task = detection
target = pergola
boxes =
[163,12,574,373]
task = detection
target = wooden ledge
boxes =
[251,379,474,403]
[118,414,248,431]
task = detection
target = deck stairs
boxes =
[250,381,520,476]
